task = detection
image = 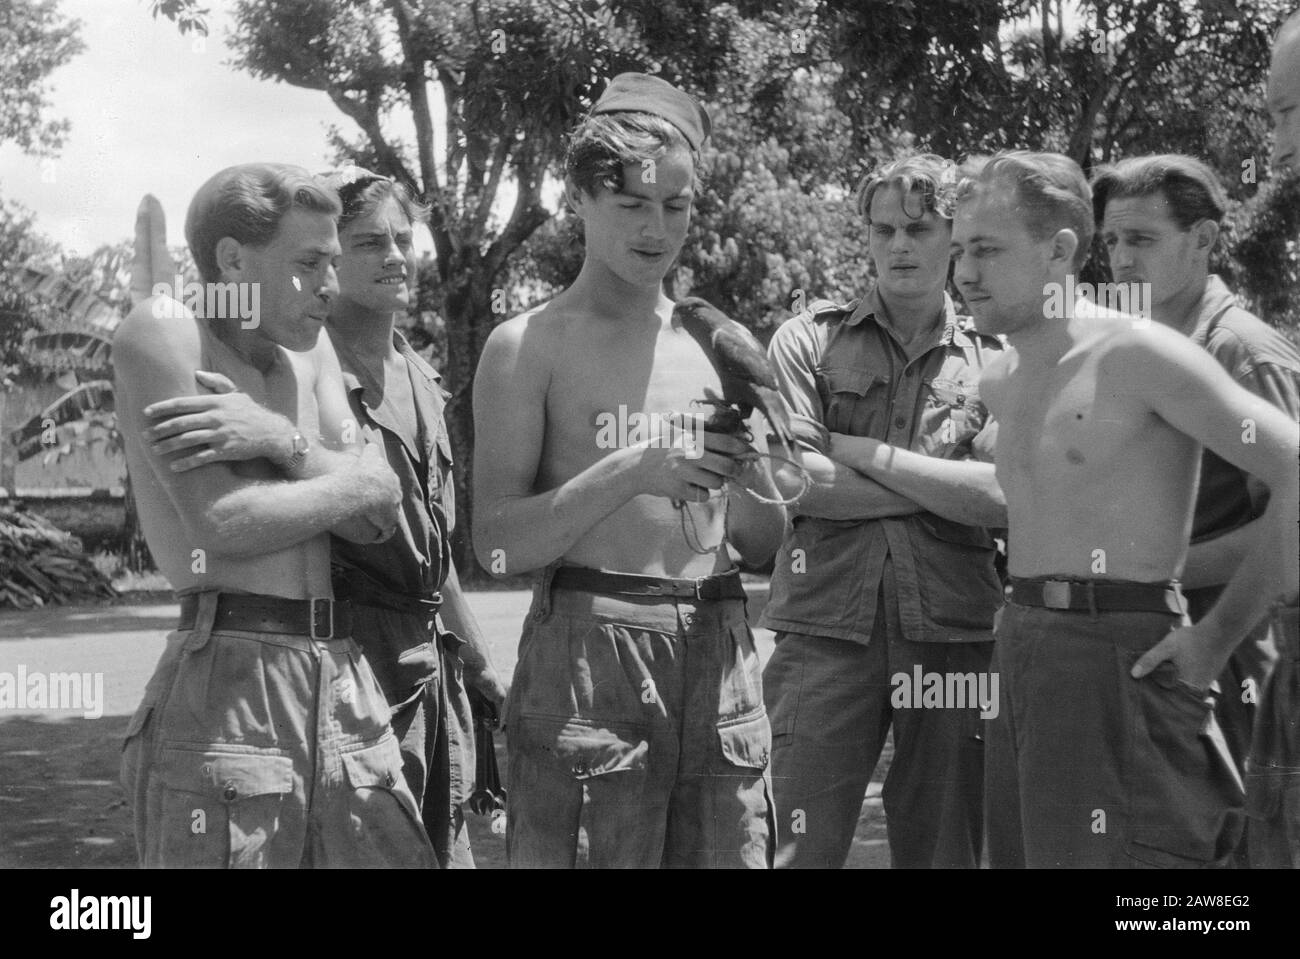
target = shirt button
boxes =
[572,760,588,776]
[223,782,238,801]
[893,416,907,430]
[904,368,915,377]
[385,771,396,788]
[683,613,695,628]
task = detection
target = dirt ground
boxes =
[0,588,890,869]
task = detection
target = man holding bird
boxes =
[472,73,786,868]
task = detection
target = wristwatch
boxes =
[286,431,310,472]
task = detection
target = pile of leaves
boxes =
[0,505,117,609]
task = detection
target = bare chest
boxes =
[996,358,1145,489]
[546,326,721,461]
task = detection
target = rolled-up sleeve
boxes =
[1237,361,1300,516]
[767,314,830,455]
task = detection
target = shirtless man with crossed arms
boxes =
[117,163,433,867]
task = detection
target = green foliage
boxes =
[1228,173,1300,345]
[818,0,1297,334]
[0,0,84,156]
[0,200,60,387]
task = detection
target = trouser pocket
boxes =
[144,747,294,868]
[1124,659,1245,867]
[339,734,436,868]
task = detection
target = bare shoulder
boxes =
[114,295,200,365]
[1100,319,1214,375]
[479,297,571,380]
[115,293,195,353]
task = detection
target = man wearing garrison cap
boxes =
[473,74,784,868]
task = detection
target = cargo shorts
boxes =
[120,592,436,868]
[504,569,775,868]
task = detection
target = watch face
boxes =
[293,433,310,456]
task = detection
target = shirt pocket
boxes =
[815,366,890,438]
[908,514,1002,631]
[920,375,987,457]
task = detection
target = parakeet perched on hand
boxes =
[672,296,796,455]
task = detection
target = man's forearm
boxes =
[782,449,923,521]
[268,442,385,544]
[201,467,376,558]
[439,563,508,704]
[1199,498,1300,662]
[830,434,1006,527]
[474,447,644,577]
[725,459,786,565]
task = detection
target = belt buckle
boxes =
[311,598,334,640]
[1042,580,1072,610]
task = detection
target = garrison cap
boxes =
[591,72,712,150]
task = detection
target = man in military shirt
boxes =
[762,154,1007,868]
[323,169,508,868]
[1091,156,1300,833]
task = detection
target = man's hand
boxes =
[629,416,747,503]
[143,370,296,472]
[473,669,510,719]
[726,421,783,499]
[1130,620,1228,692]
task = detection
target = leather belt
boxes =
[178,592,353,640]
[552,566,747,601]
[1008,577,1186,616]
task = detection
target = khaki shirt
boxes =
[328,330,469,807]
[330,330,456,602]
[761,288,1005,644]
[1185,275,1300,621]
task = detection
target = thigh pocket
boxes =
[718,710,772,772]
[149,748,293,868]
[341,734,434,867]
[716,711,775,865]
[120,700,156,801]
[1125,661,1244,867]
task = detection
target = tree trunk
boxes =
[441,248,496,584]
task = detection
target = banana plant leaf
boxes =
[8,380,115,462]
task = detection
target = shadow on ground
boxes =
[1,716,890,869]
[0,716,136,868]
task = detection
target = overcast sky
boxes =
[0,0,439,256]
